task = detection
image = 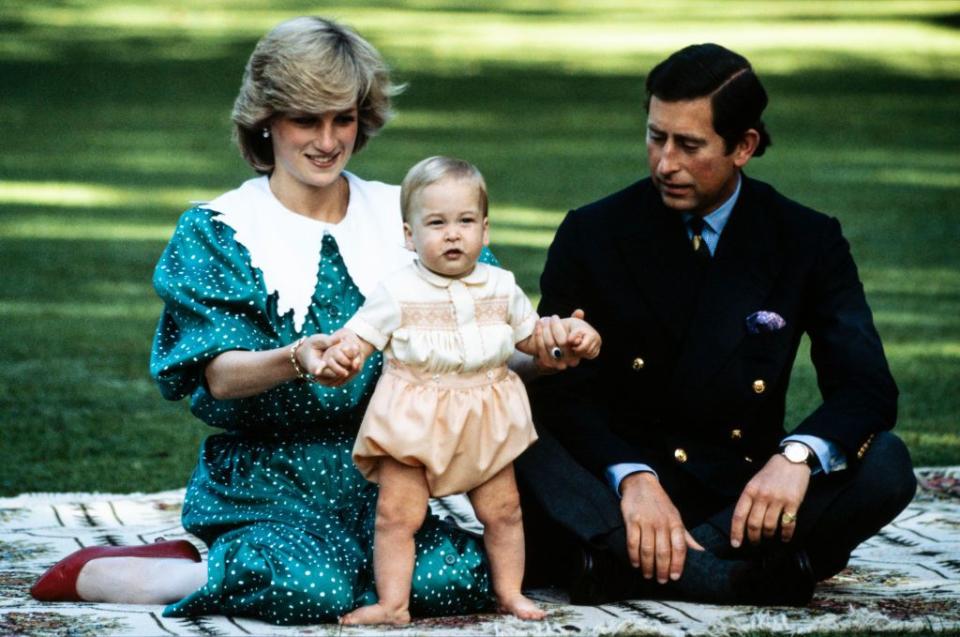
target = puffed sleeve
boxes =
[150,208,275,401]
[150,210,382,432]
[344,283,401,351]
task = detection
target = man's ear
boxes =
[733,129,760,168]
[403,222,415,251]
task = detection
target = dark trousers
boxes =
[515,429,917,597]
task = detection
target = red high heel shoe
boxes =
[30,539,202,602]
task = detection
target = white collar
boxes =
[200,173,413,332]
[414,260,490,288]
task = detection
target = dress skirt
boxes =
[352,359,538,497]
[163,427,492,624]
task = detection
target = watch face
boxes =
[784,443,810,464]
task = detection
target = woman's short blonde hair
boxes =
[232,16,402,173]
[400,156,489,224]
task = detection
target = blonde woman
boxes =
[30,16,576,624]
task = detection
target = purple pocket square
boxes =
[746,310,786,334]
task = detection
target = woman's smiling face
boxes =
[269,107,359,192]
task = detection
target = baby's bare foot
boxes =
[498,594,546,620]
[339,602,411,625]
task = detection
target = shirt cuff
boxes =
[783,434,848,475]
[606,463,658,496]
[514,311,538,344]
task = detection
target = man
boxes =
[517,43,916,605]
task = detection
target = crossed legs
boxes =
[518,429,916,604]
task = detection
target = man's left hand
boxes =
[532,309,587,371]
[730,454,810,547]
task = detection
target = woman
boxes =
[30,16,575,624]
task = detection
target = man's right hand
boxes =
[619,471,704,584]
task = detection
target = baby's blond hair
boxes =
[400,156,488,224]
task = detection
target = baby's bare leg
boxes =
[468,464,545,620]
[340,457,429,625]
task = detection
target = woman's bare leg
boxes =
[469,464,545,620]
[75,557,206,604]
[340,457,430,625]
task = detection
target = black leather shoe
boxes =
[568,546,637,605]
[731,549,816,606]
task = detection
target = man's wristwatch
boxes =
[780,442,818,469]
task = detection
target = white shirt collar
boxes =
[414,260,490,288]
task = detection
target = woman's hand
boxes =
[295,333,338,377]
[309,329,371,387]
[206,333,343,399]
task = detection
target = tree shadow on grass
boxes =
[1,29,958,492]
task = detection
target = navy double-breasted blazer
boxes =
[529,175,897,520]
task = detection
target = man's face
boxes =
[646,95,754,216]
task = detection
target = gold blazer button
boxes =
[730,428,743,440]
[632,357,645,371]
[752,379,766,394]
[674,448,688,463]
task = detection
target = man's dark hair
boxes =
[645,43,771,156]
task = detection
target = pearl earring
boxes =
[261,128,270,139]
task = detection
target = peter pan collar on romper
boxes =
[414,260,491,288]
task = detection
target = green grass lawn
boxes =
[1,1,959,495]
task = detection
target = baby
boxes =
[325,156,601,625]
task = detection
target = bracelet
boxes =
[290,336,316,383]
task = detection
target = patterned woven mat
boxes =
[2,467,958,636]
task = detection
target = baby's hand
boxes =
[320,329,366,383]
[562,317,601,360]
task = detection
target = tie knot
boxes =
[688,216,706,237]
[688,216,711,261]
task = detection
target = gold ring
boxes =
[781,511,798,525]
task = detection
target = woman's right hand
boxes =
[206,333,351,399]
[301,330,364,387]
[295,333,336,381]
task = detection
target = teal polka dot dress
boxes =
[151,207,497,624]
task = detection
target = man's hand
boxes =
[730,453,811,547]
[619,472,704,584]
[532,309,588,371]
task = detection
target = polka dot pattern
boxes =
[151,209,493,624]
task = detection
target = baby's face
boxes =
[404,177,489,278]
